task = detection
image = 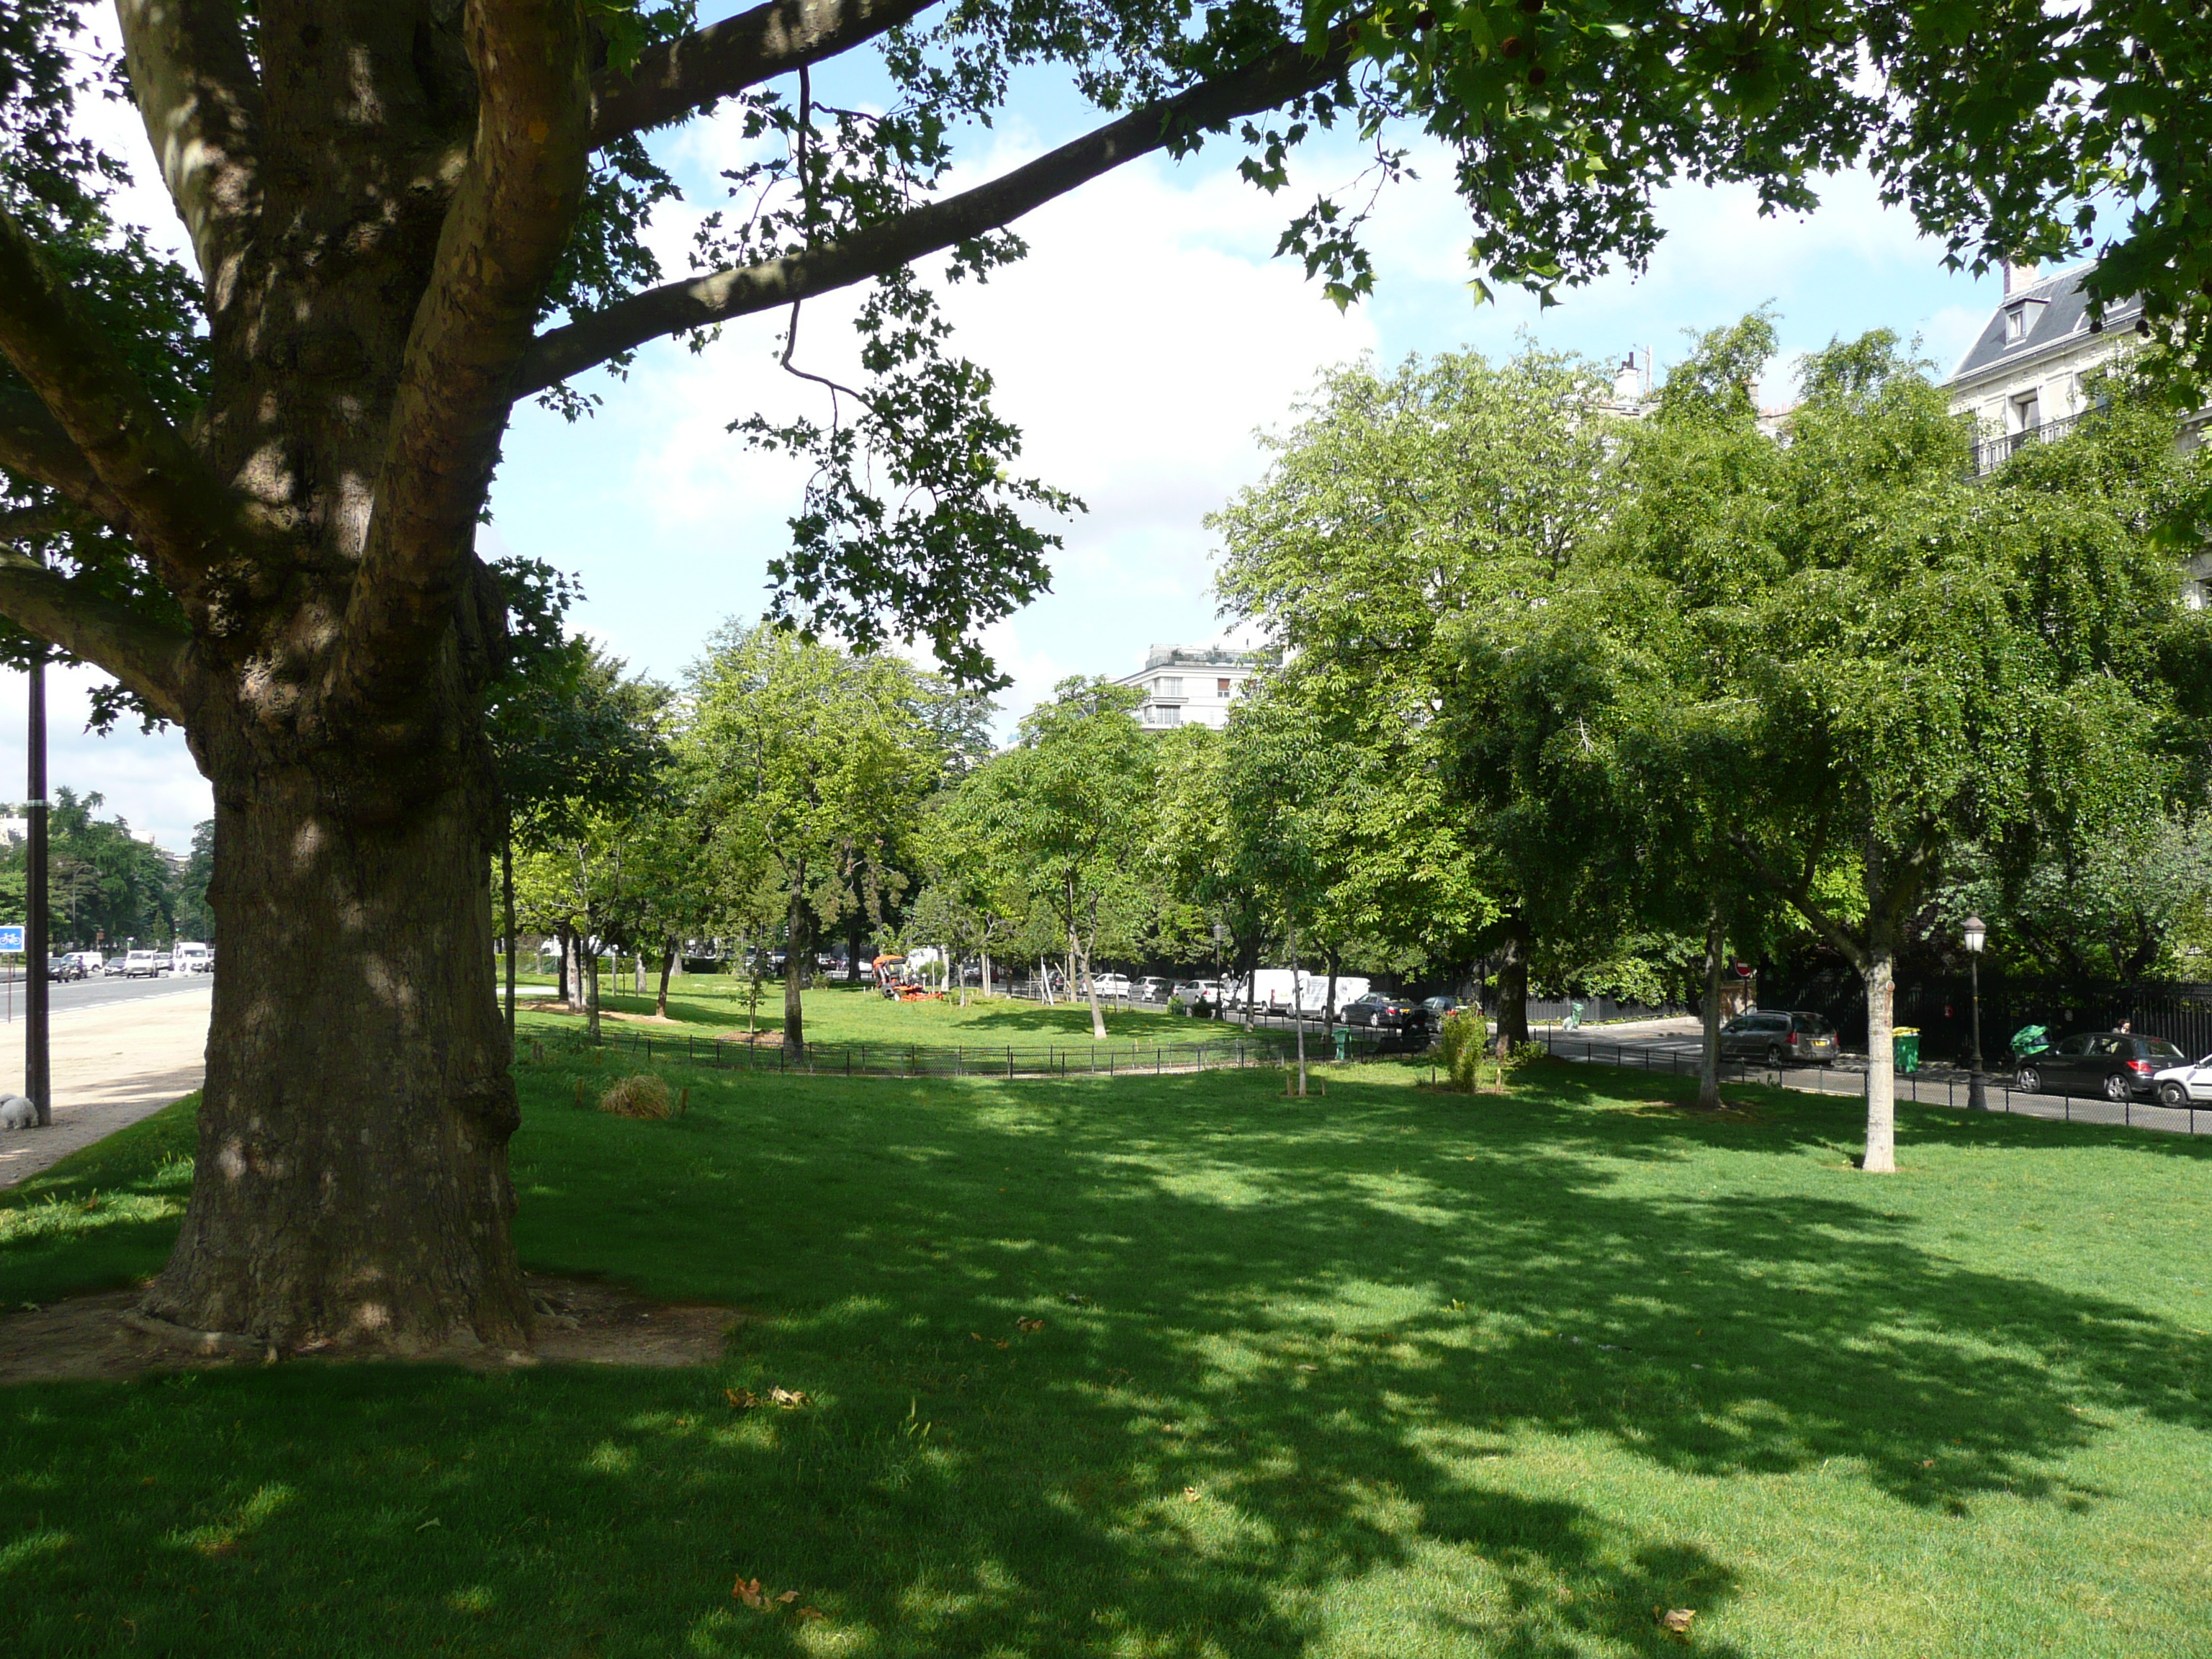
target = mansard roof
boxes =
[1946,264,2143,386]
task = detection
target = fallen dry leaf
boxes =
[725,1387,760,1409]
[1655,1606,1695,1640]
[1182,1486,1200,1503]
[775,1590,799,1605]
[1016,1318,1045,1333]
[796,1606,828,1622]
[769,1387,811,1409]
[734,1578,763,1608]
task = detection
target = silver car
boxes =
[2152,1053,2212,1109]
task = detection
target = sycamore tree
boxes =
[0,0,2137,1352]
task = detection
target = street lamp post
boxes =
[25,636,48,1127]
[1964,914,1987,1112]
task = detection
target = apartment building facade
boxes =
[1944,261,2210,607]
[1113,644,1258,732]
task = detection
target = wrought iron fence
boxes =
[577,1027,1338,1079]
[1539,1030,2210,1139]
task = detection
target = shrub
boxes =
[1439,1009,1489,1093]
[598,1074,673,1120]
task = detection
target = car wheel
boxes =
[2103,1074,2129,1104]
[2159,1081,2188,1108]
[1764,1043,1783,1066]
[2017,1066,2041,1094]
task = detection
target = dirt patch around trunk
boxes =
[0,1274,740,1385]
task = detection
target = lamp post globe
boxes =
[1963,916,1988,1110]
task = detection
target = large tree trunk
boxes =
[501,821,516,1045]
[1697,902,1726,1110]
[1076,922,1107,1040]
[141,761,530,1356]
[1492,916,1530,1056]
[656,940,675,1017]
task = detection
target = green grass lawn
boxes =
[4,1049,2211,1656]
[518,976,1264,1051]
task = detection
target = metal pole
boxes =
[27,639,50,1126]
[1967,951,1987,1111]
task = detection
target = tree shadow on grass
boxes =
[6,1064,2210,1654]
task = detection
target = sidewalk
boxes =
[0,983,212,1189]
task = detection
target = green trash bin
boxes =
[1892,1027,1921,1074]
[1333,1025,1352,1062]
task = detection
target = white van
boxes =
[69,950,104,975]
[171,941,212,974]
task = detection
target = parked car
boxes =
[45,954,85,982]
[2152,1053,2212,1109]
[1089,972,1133,998]
[1717,1010,1840,1066]
[1172,980,1221,1016]
[1341,991,1427,1032]
[121,949,166,979]
[2015,1031,2190,1102]
[1130,976,1170,1003]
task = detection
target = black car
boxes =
[2015,1032,2189,1102]
[1342,992,1426,1032]
[45,955,84,982]
[1717,1010,1840,1066]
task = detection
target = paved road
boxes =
[0,978,212,1188]
[0,971,215,1022]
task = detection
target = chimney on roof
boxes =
[1613,355,1642,404]
[2002,261,2038,297]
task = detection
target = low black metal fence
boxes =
[577,1027,1349,1080]
[1540,1030,2211,1139]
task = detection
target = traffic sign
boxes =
[0,925,22,954]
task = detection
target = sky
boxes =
[24,6,2013,855]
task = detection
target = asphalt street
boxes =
[0,971,213,1022]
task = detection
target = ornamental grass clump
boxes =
[598,1074,673,1120]
[1439,1009,1489,1093]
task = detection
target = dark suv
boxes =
[1718,1010,1840,1066]
[2015,1032,2188,1102]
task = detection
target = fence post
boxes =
[1007,1046,1014,1080]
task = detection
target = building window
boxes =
[1156,676,1183,699]
[2010,391,2041,433]
[2004,305,2026,343]
[1155,704,1182,727]
[1217,678,1232,697]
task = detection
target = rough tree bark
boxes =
[1491,915,1531,1056]
[1696,902,1726,1111]
[0,3,1356,1353]
[784,866,811,1052]
[656,940,675,1017]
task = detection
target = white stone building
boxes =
[1114,644,1258,732]
[1944,261,2210,606]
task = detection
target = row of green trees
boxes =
[0,788,211,950]
[477,320,2212,1174]
[1177,320,2212,1169]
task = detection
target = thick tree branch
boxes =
[590,0,934,145]
[524,31,1354,394]
[113,0,263,307]
[0,384,128,523]
[0,553,191,723]
[343,0,594,700]
[1732,831,1867,968]
[0,208,242,581]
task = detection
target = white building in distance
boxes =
[1115,644,1259,732]
[1944,261,2210,607]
